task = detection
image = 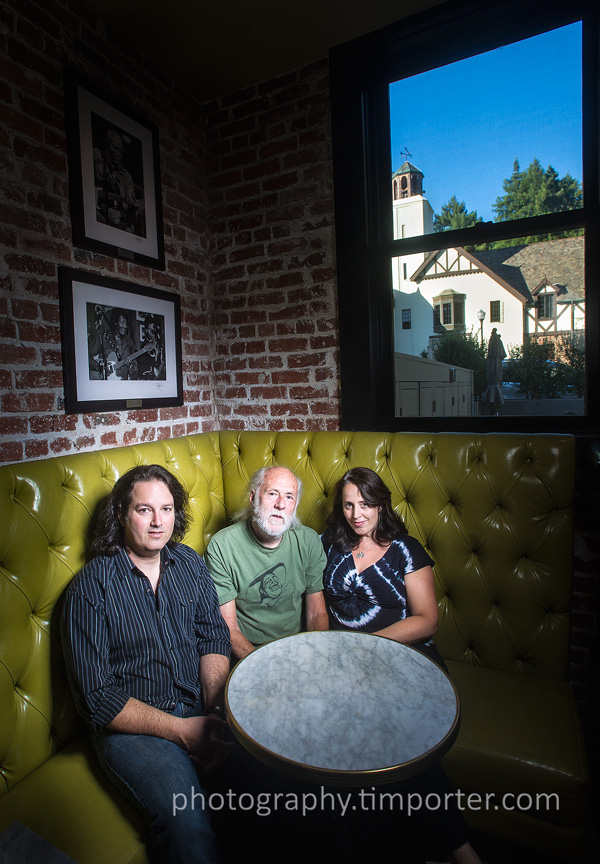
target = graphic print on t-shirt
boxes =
[244,562,292,607]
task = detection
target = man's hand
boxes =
[108,699,233,771]
[177,714,233,771]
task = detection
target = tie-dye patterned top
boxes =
[321,531,435,635]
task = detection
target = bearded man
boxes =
[205,466,328,661]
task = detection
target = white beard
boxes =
[252,500,295,538]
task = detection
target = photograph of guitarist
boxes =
[93,123,145,236]
[88,307,139,381]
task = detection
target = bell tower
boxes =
[392,161,424,200]
[391,159,434,357]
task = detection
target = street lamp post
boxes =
[477,309,486,346]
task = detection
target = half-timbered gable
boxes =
[393,235,584,356]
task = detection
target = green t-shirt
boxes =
[205,520,326,647]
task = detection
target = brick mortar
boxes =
[1,0,341,463]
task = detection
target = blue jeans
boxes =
[93,701,218,864]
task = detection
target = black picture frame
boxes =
[64,70,165,269]
[58,267,183,414]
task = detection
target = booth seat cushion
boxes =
[441,661,588,858]
[0,430,586,863]
[0,739,148,864]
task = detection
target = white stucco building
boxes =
[391,164,585,358]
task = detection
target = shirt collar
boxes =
[115,544,174,578]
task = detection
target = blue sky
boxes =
[389,22,582,223]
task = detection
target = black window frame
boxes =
[329,0,599,433]
[537,294,555,321]
[490,300,504,324]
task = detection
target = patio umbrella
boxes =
[484,327,506,414]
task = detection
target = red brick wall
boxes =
[0,0,341,464]
[0,0,214,462]
[206,64,340,431]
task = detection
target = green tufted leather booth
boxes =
[0,431,588,862]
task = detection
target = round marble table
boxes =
[225,630,460,786]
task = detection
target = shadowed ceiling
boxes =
[78,0,444,101]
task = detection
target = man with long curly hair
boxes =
[62,464,231,864]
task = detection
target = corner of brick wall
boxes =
[205,61,341,431]
[0,2,342,465]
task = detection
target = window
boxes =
[330,0,598,432]
[434,292,466,330]
[490,301,504,323]
[402,309,411,329]
[537,295,554,319]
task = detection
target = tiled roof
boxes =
[392,161,423,177]
[475,236,584,303]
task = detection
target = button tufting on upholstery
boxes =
[0,427,582,853]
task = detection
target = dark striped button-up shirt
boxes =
[61,544,231,732]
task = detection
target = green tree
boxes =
[490,158,582,245]
[505,340,578,399]
[434,196,482,232]
[430,329,487,397]
[555,335,585,397]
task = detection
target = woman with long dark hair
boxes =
[322,466,442,659]
[322,467,482,864]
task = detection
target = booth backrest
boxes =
[0,434,224,796]
[0,430,575,796]
[219,431,575,680]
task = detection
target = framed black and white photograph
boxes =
[59,268,182,414]
[64,71,165,269]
